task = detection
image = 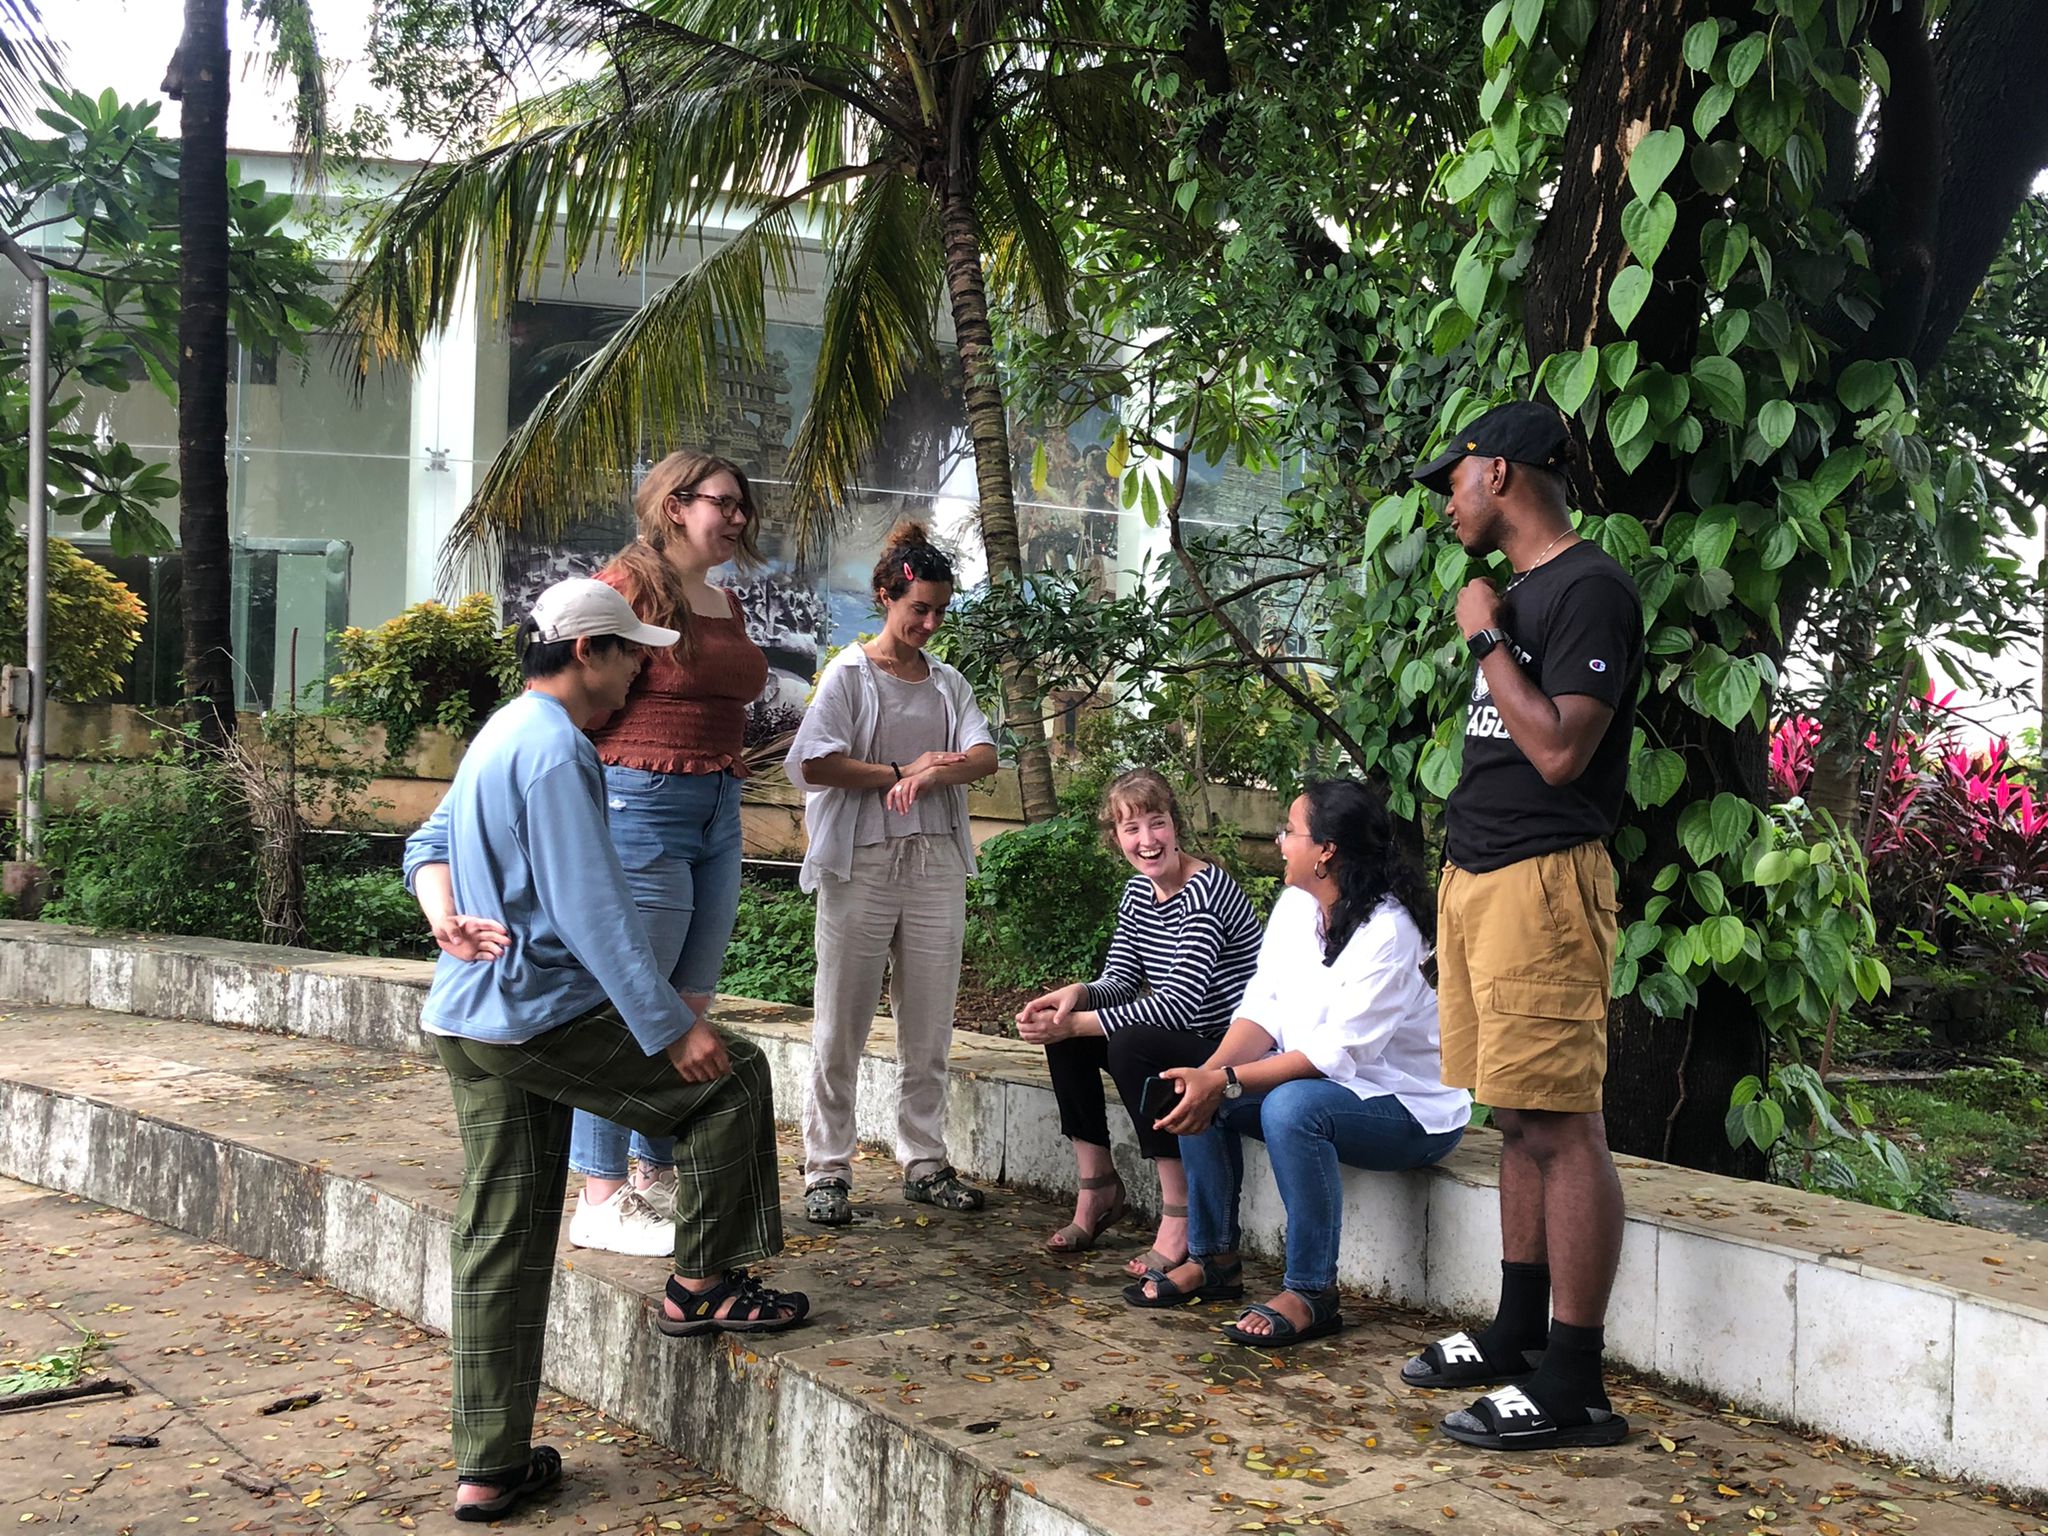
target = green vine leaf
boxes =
[1608,264,1652,332]
[1626,125,1685,202]
[1620,191,1678,267]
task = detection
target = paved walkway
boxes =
[0,1005,2044,1536]
[0,1176,803,1533]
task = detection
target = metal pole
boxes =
[0,228,48,863]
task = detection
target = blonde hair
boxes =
[602,451,763,655]
[1097,768,1186,845]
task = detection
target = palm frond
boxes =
[246,0,328,176]
[781,170,947,551]
[341,60,867,371]
[436,195,817,593]
[0,0,63,121]
[978,113,1071,327]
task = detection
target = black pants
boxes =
[1045,1025,1222,1161]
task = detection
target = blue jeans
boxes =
[569,767,746,1180]
[1180,1078,1464,1295]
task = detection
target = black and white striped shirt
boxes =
[1086,864,1264,1035]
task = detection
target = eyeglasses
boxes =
[681,490,749,519]
[1275,824,1301,845]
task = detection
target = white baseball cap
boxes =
[528,578,680,648]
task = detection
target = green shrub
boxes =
[327,593,518,752]
[42,758,263,941]
[720,879,817,1005]
[968,814,1124,990]
[303,867,434,959]
[0,527,148,701]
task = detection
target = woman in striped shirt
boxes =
[1017,769,1263,1275]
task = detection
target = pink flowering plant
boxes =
[1767,692,2048,1044]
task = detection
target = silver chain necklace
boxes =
[1502,530,1575,594]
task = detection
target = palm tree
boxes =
[343,0,1159,820]
[163,0,325,745]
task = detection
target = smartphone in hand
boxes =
[1139,1073,1181,1125]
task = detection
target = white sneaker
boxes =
[633,1166,678,1221]
[567,1185,673,1257]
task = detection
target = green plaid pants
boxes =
[433,1006,783,1484]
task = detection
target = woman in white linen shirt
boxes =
[1131,778,1470,1344]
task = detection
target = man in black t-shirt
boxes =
[1399,401,1643,1453]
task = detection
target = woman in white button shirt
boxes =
[1130,778,1471,1344]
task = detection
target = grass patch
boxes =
[1858,1060,2048,1204]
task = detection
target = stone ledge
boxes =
[1,921,2044,1493]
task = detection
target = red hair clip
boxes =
[902,560,915,581]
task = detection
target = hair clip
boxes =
[902,559,915,580]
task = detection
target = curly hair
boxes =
[1302,777,1434,965]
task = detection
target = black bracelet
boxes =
[890,761,902,781]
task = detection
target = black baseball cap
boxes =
[1410,400,1573,495]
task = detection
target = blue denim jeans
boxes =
[1180,1078,1464,1295]
[569,767,746,1180]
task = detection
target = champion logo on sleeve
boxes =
[1588,658,1608,673]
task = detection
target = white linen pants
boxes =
[804,835,968,1187]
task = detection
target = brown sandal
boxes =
[1045,1174,1128,1254]
[1125,1202,1189,1276]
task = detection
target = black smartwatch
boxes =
[1221,1066,1243,1100]
[1467,627,1510,661]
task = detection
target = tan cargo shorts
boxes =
[1436,840,1620,1114]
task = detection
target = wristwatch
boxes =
[1467,626,1510,661]
[1221,1067,1243,1100]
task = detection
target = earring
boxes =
[1313,860,1329,879]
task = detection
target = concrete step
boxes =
[0,1002,2042,1536]
[2,922,2046,1502]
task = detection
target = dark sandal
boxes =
[1125,1202,1189,1274]
[1046,1174,1128,1254]
[657,1270,811,1336]
[1439,1384,1630,1450]
[454,1444,562,1522]
[1122,1255,1243,1309]
[1223,1288,1344,1345]
[1401,1330,1543,1388]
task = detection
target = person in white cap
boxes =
[404,577,807,1525]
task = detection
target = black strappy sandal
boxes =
[1122,1255,1244,1309]
[656,1270,811,1336]
[454,1444,562,1523]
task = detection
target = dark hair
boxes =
[606,450,763,659]
[1302,777,1434,965]
[872,518,955,601]
[514,617,631,681]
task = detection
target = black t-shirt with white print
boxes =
[1445,539,1643,874]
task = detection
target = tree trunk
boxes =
[934,174,1058,822]
[172,0,236,748]
[1528,0,1772,1169]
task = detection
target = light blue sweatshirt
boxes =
[402,690,694,1055]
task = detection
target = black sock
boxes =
[1518,1320,1610,1422]
[1471,1260,1549,1365]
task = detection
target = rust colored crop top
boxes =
[586,570,769,776]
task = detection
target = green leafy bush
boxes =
[303,867,434,959]
[327,593,518,752]
[719,880,817,1005]
[968,814,1124,990]
[42,759,262,941]
[0,528,148,700]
